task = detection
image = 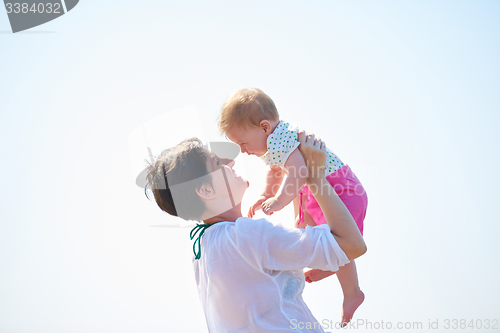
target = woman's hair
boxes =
[144,138,212,221]
[218,88,279,134]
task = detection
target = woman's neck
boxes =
[203,204,243,224]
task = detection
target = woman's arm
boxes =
[298,131,367,260]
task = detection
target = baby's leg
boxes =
[336,261,365,327]
[304,268,335,283]
[304,167,367,326]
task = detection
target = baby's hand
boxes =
[262,197,283,215]
[248,196,267,218]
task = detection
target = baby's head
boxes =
[218,88,280,157]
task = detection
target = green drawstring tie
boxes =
[190,222,220,260]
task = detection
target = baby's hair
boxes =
[218,88,279,134]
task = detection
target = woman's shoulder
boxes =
[233,217,284,235]
[234,217,299,238]
[216,217,303,240]
[206,218,278,254]
[209,218,274,234]
[234,217,274,230]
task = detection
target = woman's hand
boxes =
[297,130,327,184]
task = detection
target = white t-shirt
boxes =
[193,217,350,332]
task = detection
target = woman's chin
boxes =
[238,175,249,187]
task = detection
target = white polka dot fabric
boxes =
[261,120,344,175]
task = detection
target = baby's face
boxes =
[225,125,269,157]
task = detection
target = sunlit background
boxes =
[1,1,499,332]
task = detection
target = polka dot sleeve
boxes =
[261,120,301,168]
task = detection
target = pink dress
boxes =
[299,165,367,234]
[261,120,367,234]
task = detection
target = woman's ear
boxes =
[260,120,272,135]
[196,183,216,200]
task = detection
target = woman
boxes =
[145,131,366,332]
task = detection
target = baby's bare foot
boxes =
[304,269,336,283]
[341,289,365,327]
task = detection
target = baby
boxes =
[217,88,368,327]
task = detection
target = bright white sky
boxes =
[1,1,499,332]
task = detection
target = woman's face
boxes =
[205,149,249,208]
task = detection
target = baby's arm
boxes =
[263,165,286,198]
[262,148,307,215]
[248,165,285,217]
